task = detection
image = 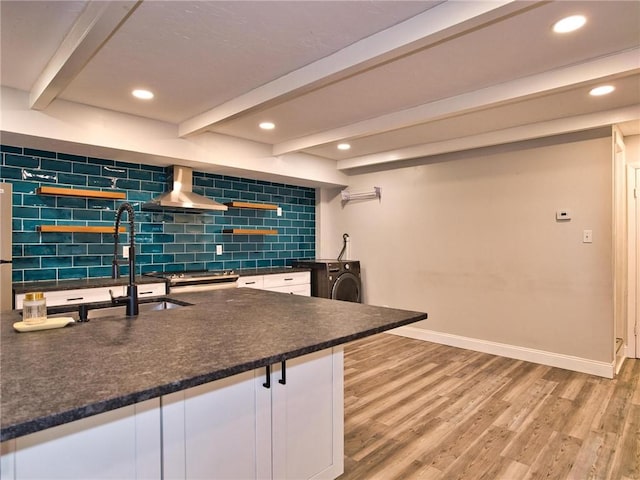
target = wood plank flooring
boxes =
[338,333,640,480]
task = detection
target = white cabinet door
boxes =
[269,284,311,297]
[240,272,310,297]
[1,440,15,480]
[238,275,264,289]
[15,282,166,309]
[1,399,161,480]
[162,370,271,480]
[137,282,167,298]
[262,272,309,290]
[271,348,344,480]
[15,286,124,309]
[162,348,343,480]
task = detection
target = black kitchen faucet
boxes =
[109,202,139,316]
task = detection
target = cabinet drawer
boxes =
[15,286,123,309]
[238,276,264,289]
[15,282,166,309]
[137,283,167,298]
[262,272,310,289]
[268,284,311,297]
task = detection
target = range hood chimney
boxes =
[142,166,227,212]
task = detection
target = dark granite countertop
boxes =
[13,269,308,294]
[13,276,167,294]
[235,266,310,276]
[0,288,426,442]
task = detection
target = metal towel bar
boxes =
[340,186,381,202]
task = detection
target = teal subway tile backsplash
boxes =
[59,152,87,162]
[24,244,56,256]
[57,172,86,186]
[1,145,22,154]
[21,269,56,282]
[24,148,56,159]
[42,256,73,268]
[41,159,72,172]
[2,145,315,282]
[58,267,89,280]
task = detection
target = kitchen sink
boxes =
[46,298,191,321]
[85,300,187,319]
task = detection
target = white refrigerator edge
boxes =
[0,182,13,310]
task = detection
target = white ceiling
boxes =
[1,0,639,172]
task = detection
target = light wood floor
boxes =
[338,333,640,480]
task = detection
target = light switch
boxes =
[123,246,129,259]
[583,230,593,243]
[277,207,282,217]
[216,245,223,255]
[556,210,571,221]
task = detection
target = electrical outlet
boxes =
[583,230,593,243]
[216,245,223,255]
[123,246,130,259]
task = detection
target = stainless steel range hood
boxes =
[142,166,227,212]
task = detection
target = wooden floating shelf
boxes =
[222,229,278,235]
[224,201,278,210]
[38,225,126,234]
[37,186,126,200]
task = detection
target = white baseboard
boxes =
[388,326,615,379]
[623,343,639,360]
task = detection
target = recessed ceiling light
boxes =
[337,143,351,151]
[589,85,615,96]
[553,15,586,33]
[132,89,154,100]
[259,122,275,130]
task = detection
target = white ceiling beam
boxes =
[29,0,141,110]
[336,105,640,171]
[178,0,530,137]
[273,48,640,156]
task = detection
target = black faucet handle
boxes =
[78,304,89,322]
[126,284,139,316]
[111,260,120,279]
[109,289,120,304]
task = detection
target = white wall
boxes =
[627,135,640,167]
[319,133,614,365]
[626,134,640,360]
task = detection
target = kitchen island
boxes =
[0,288,426,479]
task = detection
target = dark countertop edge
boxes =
[0,312,425,442]
[13,276,167,294]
